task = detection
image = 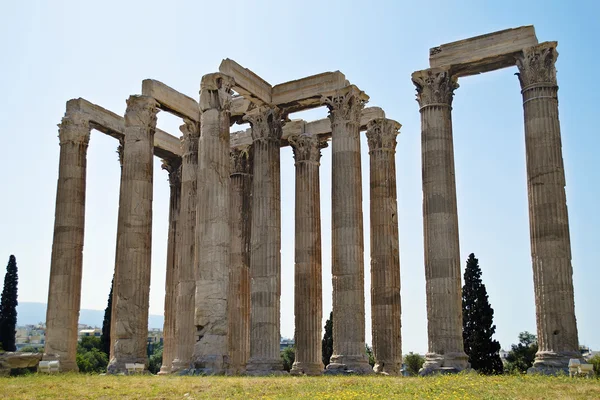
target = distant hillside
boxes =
[16,302,164,329]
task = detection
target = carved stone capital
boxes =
[162,158,182,188]
[117,137,124,166]
[199,73,235,113]
[58,112,90,146]
[179,118,200,155]
[124,95,159,129]
[516,42,558,89]
[366,118,401,151]
[244,106,284,142]
[321,85,368,125]
[411,68,459,108]
[230,145,253,175]
[289,133,328,163]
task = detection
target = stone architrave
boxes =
[289,133,327,376]
[107,95,159,374]
[244,106,286,375]
[172,119,200,373]
[158,159,182,374]
[411,68,469,375]
[516,42,581,373]
[228,145,253,374]
[366,118,402,375]
[321,86,372,374]
[44,109,91,372]
[192,73,235,374]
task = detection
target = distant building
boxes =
[15,324,46,351]
[280,338,294,351]
[78,327,101,340]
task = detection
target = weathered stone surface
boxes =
[0,353,43,376]
[245,106,286,375]
[516,42,581,374]
[219,59,272,105]
[322,86,372,374]
[367,118,402,375]
[429,26,538,77]
[272,71,348,113]
[412,68,469,375]
[44,108,91,372]
[158,159,182,374]
[193,73,235,374]
[289,133,327,376]
[107,95,159,374]
[142,79,200,122]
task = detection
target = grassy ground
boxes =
[0,373,599,399]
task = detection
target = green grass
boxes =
[0,373,598,399]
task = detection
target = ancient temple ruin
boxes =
[43,25,580,376]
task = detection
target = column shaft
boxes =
[44,106,90,372]
[367,119,402,375]
[107,95,158,373]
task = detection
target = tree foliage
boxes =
[462,253,503,374]
[589,354,600,378]
[505,331,538,374]
[0,255,18,352]
[403,352,425,376]
[76,336,108,373]
[100,276,114,356]
[365,344,375,368]
[322,311,333,366]
[281,346,295,372]
[148,341,163,374]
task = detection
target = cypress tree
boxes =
[322,311,333,366]
[0,255,18,351]
[462,253,503,374]
[100,276,114,356]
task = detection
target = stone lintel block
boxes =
[219,58,272,105]
[272,71,348,113]
[429,25,539,77]
[141,79,200,122]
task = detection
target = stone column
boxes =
[158,159,182,374]
[411,68,468,374]
[244,106,286,375]
[172,119,200,373]
[516,42,581,373]
[107,95,159,374]
[366,118,402,375]
[192,73,235,374]
[322,86,372,374]
[289,133,327,376]
[228,144,253,374]
[44,105,91,372]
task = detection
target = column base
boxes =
[42,353,78,373]
[170,358,193,374]
[324,355,373,375]
[527,351,582,375]
[157,365,172,375]
[418,352,470,376]
[290,361,324,376]
[106,356,148,375]
[374,361,401,376]
[190,355,229,375]
[246,358,287,376]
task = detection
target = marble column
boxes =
[411,68,468,374]
[228,144,253,374]
[192,73,235,374]
[44,105,91,372]
[366,118,402,375]
[172,119,200,373]
[516,42,581,373]
[322,86,372,374]
[159,159,182,374]
[289,133,327,376]
[107,95,159,374]
[244,106,286,375]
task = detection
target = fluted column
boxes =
[245,106,286,375]
[367,118,402,375]
[322,86,372,374]
[107,95,158,374]
[192,73,234,374]
[516,42,581,373]
[44,104,91,372]
[228,144,253,374]
[172,119,200,373]
[412,68,468,374]
[159,159,182,374]
[289,133,327,376]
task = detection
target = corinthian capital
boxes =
[179,118,200,155]
[244,106,284,142]
[162,158,182,187]
[321,85,368,125]
[124,95,159,130]
[199,73,235,112]
[230,145,253,175]
[515,42,558,89]
[58,112,90,145]
[411,68,458,108]
[366,118,401,152]
[289,133,328,163]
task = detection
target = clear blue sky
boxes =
[1,0,598,354]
